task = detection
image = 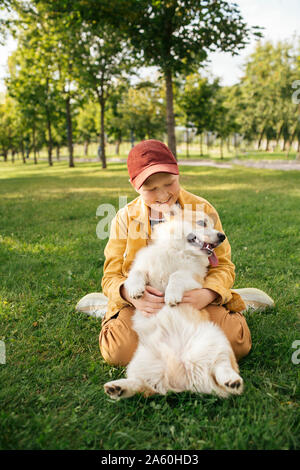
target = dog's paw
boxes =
[224,376,243,392]
[124,279,145,299]
[164,288,183,307]
[215,367,244,395]
[104,381,126,399]
[128,287,145,299]
[104,379,138,399]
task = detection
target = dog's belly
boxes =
[132,305,213,363]
[131,305,232,394]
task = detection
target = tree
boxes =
[239,40,299,153]
[118,0,262,157]
[105,81,129,155]
[6,2,87,167]
[6,40,61,166]
[38,0,262,158]
[0,96,18,162]
[119,81,166,143]
[71,23,135,168]
[76,100,98,157]
[177,73,220,156]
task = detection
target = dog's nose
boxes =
[187,232,196,242]
[217,232,226,242]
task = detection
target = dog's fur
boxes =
[104,208,243,399]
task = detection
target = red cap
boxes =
[127,140,179,189]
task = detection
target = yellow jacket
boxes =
[101,187,246,323]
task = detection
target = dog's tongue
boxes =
[209,251,219,267]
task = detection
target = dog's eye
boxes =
[196,220,206,227]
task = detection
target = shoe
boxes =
[232,288,275,312]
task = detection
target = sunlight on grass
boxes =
[188,183,254,192]
[0,158,299,450]
[1,234,79,255]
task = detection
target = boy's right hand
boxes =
[121,284,164,317]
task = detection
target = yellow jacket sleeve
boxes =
[101,210,130,307]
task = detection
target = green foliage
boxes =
[112,80,166,142]
[76,101,99,146]
[104,0,261,74]
[0,96,19,159]
[1,3,300,161]
[177,73,220,132]
[238,40,300,151]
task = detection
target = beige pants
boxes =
[99,305,252,367]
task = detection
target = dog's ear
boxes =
[207,211,218,227]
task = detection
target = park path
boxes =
[177,158,300,171]
[231,158,300,171]
[177,159,232,168]
[46,156,300,170]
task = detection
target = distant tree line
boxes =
[0,0,299,166]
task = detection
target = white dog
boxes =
[104,207,244,399]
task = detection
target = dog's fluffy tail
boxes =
[233,288,275,311]
[75,292,108,318]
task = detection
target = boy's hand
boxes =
[180,288,218,310]
[121,284,164,317]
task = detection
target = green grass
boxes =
[0,159,299,450]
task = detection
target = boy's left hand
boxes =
[180,288,218,310]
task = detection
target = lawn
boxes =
[0,159,299,450]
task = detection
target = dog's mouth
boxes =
[187,233,219,266]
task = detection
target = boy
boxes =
[99,139,251,366]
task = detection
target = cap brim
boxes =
[132,163,179,189]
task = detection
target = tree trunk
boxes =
[200,133,203,156]
[265,138,270,152]
[257,126,265,150]
[233,134,238,156]
[32,121,38,164]
[220,137,224,159]
[3,150,8,162]
[206,131,211,156]
[84,140,89,156]
[186,125,189,158]
[98,95,107,169]
[46,114,53,166]
[276,121,284,148]
[115,140,121,155]
[66,94,75,168]
[296,139,300,160]
[21,140,26,164]
[11,150,15,163]
[56,146,60,160]
[226,136,231,153]
[45,78,53,166]
[286,125,297,158]
[130,129,135,148]
[281,138,288,152]
[165,69,177,158]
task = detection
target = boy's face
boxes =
[136,172,180,213]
